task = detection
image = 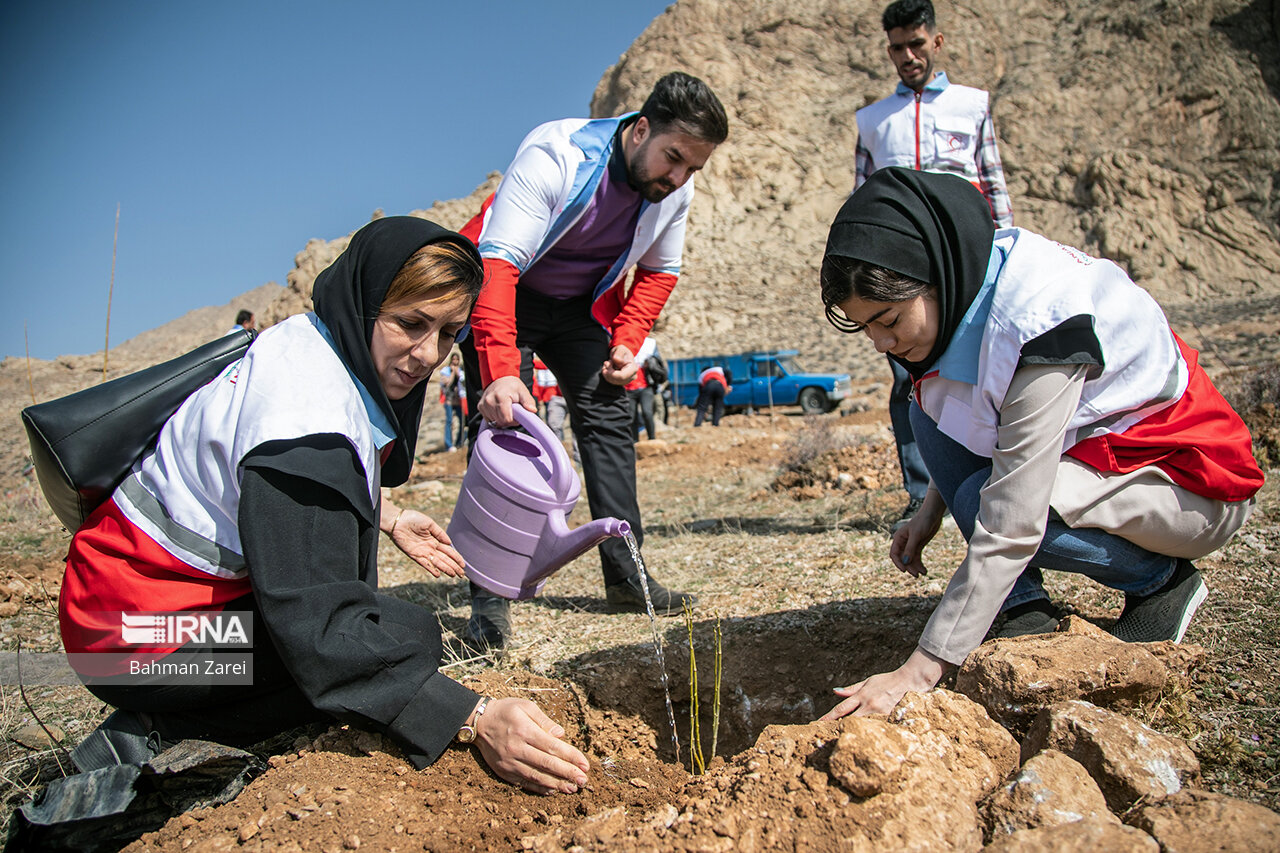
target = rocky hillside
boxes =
[5,0,1277,430]
[258,174,503,327]
[263,0,1280,381]
[588,0,1280,376]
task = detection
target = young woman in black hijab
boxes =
[817,168,1262,718]
[62,216,590,794]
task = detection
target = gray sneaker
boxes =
[1112,559,1207,644]
[991,599,1062,639]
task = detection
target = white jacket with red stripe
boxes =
[855,74,989,185]
[115,314,386,580]
[698,367,729,388]
[915,230,1185,461]
[915,229,1261,503]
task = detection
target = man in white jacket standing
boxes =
[854,0,1013,535]
[457,72,728,651]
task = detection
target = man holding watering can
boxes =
[457,72,728,650]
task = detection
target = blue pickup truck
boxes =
[667,350,852,415]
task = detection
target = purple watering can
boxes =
[447,405,630,600]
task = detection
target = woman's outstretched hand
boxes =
[385,507,467,578]
[818,647,949,720]
[889,488,946,578]
[475,698,591,795]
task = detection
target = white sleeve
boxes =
[635,189,691,274]
[634,337,657,363]
[477,143,568,272]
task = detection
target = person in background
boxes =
[628,336,659,441]
[439,353,464,452]
[531,356,556,421]
[532,357,567,440]
[660,382,674,426]
[456,72,729,649]
[226,309,256,336]
[693,365,732,427]
[854,0,1013,535]
[62,217,589,795]
[817,168,1262,720]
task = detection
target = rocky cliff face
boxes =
[258,173,504,328]
[269,0,1280,379]
[587,0,1280,376]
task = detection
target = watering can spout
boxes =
[537,515,632,576]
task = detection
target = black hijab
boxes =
[824,168,994,376]
[312,216,481,487]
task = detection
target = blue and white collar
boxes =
[312,315,398,449]
[934,233,1013,384]
[896,70,950,98]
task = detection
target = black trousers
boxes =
[461,289,644,585]
[694,381,726,426]
[629,385,656,441]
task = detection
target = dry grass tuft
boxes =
[1221,362,1280,468]
[779,417,851,476]
[1133,676,1203,744]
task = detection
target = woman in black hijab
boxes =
[63,216,590,795]
[817,169,1261,719]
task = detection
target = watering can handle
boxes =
[511,405,575,500]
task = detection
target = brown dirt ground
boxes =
[1,325,1277,850]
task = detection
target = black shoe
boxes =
[605,573,696,615]
[890,496,926,535]
[1112,559,1207,644]
[71,709,165,773]
[462,584,511,653]
[991,598,1062,639]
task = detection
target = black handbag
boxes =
[21,329,254,531]
[643,354,668,386]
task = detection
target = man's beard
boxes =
[627,142,677,203]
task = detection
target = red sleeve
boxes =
[457,192,522,387]
[469,258,522,386]
[600,268,678,357]
[456,193,492,246]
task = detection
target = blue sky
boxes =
[1,0,671,359]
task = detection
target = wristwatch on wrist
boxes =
[455,695,492,744]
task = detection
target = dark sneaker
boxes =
[605,574,696,615]
[71,709,165,773]
[991,598,1062,639]
[890,496,926,535]
[1112,559,1207,644]
[462,584,511,653]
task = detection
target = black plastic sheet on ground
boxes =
[7,739,263,852]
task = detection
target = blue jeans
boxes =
[909,403,1177,611]
[889,358,930,501]
[443,404,463,449]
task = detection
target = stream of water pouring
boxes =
[621,530,681,764]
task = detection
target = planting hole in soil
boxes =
[561,596,932,766]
